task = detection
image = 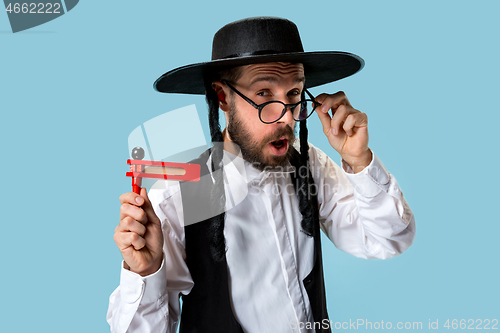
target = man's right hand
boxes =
[114,188,164,276]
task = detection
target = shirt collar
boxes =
[206,148,295,186]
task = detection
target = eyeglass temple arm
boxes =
[304,89,319,105]
[221,80,260,109]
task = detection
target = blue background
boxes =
[1,1,498,332]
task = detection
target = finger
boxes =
[116,216,147,237]
[330,104,350,135]
[114,230,147,251]
[343,112,367,136]
[315,106,333,135]
[119,191,145,207]
[120,202,147,223]
[139,188,162,228]
[315,91,351,113]
[314,93,329,106]
[130,233,147,250]
[343,114,356,136]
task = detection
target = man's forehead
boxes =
[239,62,305,85]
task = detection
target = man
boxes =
[107,17,415,333]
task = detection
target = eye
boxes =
[288,89,301,102]
[256,90,271,97]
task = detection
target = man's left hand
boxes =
[315,91,372,173]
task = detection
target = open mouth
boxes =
[268,137,289,156]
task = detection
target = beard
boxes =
[226,100,296,171]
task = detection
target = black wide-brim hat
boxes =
[154,17,364,94]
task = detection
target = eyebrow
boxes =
[249,76,306,86]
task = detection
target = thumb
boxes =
[139,187,161,227]
[315,107,333,136]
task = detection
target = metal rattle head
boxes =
[131,147,145,160]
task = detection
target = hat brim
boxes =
[154,51,364,94]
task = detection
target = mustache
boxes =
[262,125,295,144]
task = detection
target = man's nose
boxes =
[277,104,296,124]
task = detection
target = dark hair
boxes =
[204,75,227,262]
[204,66,315,261]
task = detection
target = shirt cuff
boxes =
[120,256,167,305]
[342,151,391,198]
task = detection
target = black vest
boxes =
[178,150,330,332]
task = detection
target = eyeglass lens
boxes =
[260,100,316,123]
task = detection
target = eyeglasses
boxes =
[222,80,320,124]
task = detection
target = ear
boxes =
[212,81,230,112]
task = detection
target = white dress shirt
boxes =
[107,142,415,333]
